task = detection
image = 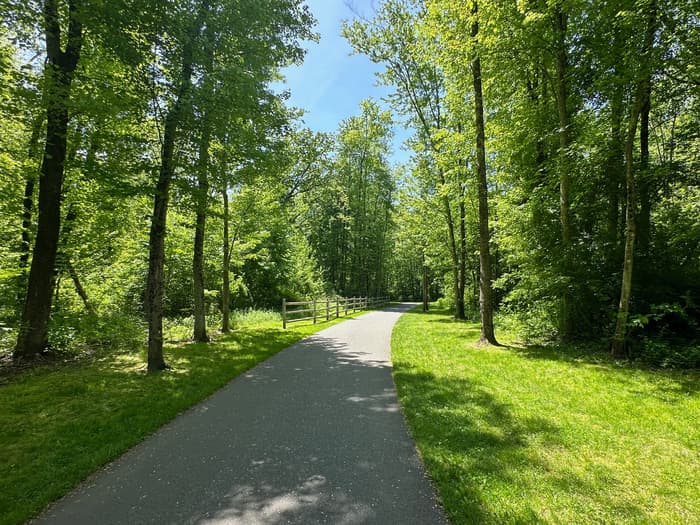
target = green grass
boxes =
[391,307,700,524]
[0,311,360,525]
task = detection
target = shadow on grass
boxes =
[0,324,317,525]
[393,365,650,524]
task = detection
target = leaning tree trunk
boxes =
[146,21,198,371]
[471,1,498,345]
[612,1,656,357]
[192,123,211,343]
[15,0,82,359]
[221,183,231,333]
[66,260,95,315]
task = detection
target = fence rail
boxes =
[282,296,390,329]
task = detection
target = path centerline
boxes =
[36,303,447,525]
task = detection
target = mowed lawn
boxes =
[0,313,359,525]
[391,307,700,524]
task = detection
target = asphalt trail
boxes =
[36,303,447,524]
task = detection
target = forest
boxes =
[0,0,698,372]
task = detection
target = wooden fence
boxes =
[282,296,390,329]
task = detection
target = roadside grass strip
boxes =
[391,307,700,524]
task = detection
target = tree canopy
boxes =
[0,0,698,369]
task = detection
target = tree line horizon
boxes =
[1,0,697,371]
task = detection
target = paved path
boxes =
[36,303,447,525]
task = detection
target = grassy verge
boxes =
[392,307,700,524]
[0,311,362,525]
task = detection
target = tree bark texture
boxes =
[471,1,498,345]
[192,124,211,343]
[15,0,82,359]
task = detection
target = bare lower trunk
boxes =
[192,125,211,343]
[471,2,498,345]
[146,18,198,371]
[15,0,82,359]
[438,168,463,320]
[146,151,173,371]
[221,184,231,333]
[612,100,642,357]
[457,198,467,320]
[612,1,656,357]
[422,254,429,312]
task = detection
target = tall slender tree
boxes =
[612,0,658,357]
[469,0,498,344]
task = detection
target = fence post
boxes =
[282,299,287,329]
[313,299,317,324]
[326,298,330,321]
[336,298,339,319]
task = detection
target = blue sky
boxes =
[275,0,412,165]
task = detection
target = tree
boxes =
[611,0,658,357]
[468,1,498,344]
[306,100,395,298]
[14,0,83,359]
[144,0,315,370]
[344,0,469,319]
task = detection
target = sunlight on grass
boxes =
[392,307,700,525]
[0,310,359,525]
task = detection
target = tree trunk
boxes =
[637,79,652,254]
[221,183,231,333]
[67,260,95,315]
[611,97,643,357]
[422,254,429,312]
[612,1,656,357]
[192,124,211,342]
[457,197,467,320]
[553,3,574,339]
[471,1,498,345]
[14,0,82,359]
[606,88,623,243]
[146,17,198,371]
[18,115,44,306]
[438,168,463,320]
